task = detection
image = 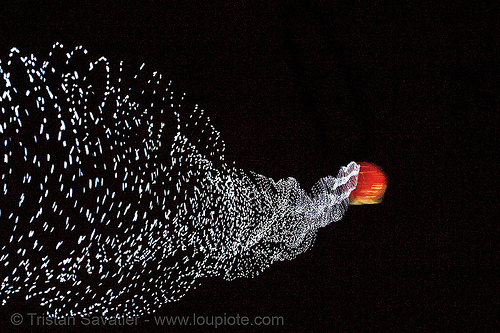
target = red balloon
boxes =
[349,162,387,205]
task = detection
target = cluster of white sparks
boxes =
[0,43,359,318]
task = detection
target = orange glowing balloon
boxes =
[349,162,387,205]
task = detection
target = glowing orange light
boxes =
[349,162,387,205]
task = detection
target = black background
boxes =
[0,1,497,331]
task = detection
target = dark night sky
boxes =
[0,1,496,331]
